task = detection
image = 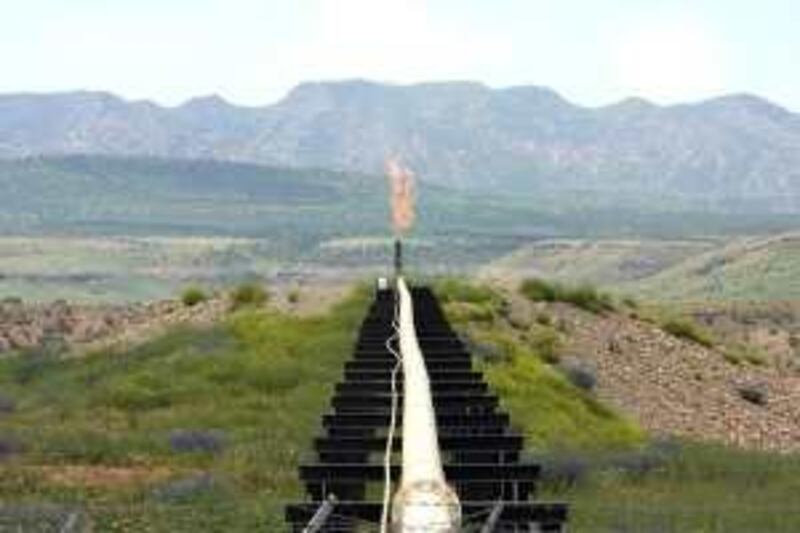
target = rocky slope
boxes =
[502,291,800,452]
[3,81,800,211]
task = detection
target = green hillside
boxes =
[629,234,800,300]
[1,281,799,530]
[483,234,800,302]
[0,282,644,530]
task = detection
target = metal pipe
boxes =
[479,501,505,533]
[303,495,337,533]
[394,239,403,278]
[391,277,461,532]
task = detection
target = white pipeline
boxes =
[391,278,461,532]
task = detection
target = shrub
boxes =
[181,286,208,307]
[539,454,589,487]
[152,473,219,503]
[10,345,61,385]
[0,394,16,414]
[722,350,743,366]
[737,383,768,406]
[520,278,558,302]
[724,344,768,366]
[230,282,269,309]
[527,327,562,364]
[560,361,597,391]
[169,429,227,454]
[287,289,300,304]
[563,285,615,314]
[622,297,639,309]
[462,336,505,363]
[105,381,172,411]
[0,435,23,460]
[661,317,715,347]
[444,302,495,323]
[435,277,497,305]
[520,278,614,314]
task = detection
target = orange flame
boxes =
[386,156,416,236]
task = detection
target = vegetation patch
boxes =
[660,317,715,347]
[0,287,369,530]
[723,343,768,366]
[520,278,615,314]
[477,331,644,451]
[437,279,643,452]
[544,442,800,532]
[181,286,208,307]
[229,282,269,309]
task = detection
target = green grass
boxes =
[229,282,269,309]
[0,287,370,531]
[478,335,645,451]
[180,287,208,307]
[545,442,800,532]
[520,278,615,314]
[436,280,645,452]
[660,317,716,347]
[440,278,800,531]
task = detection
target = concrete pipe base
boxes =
[391,479,461,532]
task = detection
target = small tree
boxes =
[181,286,208,307]
[230,282,269,309]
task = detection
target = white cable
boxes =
[380,289,403,533]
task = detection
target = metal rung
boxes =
[344,359,472,371]
[299,462,541,483]
[286,500,568,527]
[331,392,499,410]
[344,370,484,381]
[322,411,510,428]
[336,380,488,394]
[313,434,524,452]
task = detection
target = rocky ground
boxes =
[0,296,228,355]
[0,282,351,356]
[502,290,800,452]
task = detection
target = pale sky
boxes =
[2,0,798,110]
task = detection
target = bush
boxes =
[435,277,497,305]
[181,286,208,307]
[560,361,597,391]
[287,289,300,304]
[737,383,768,406]
[0,394,15,414]
[520,278,558,302]
[527,327,562,364]
[520,278,614,314]
[724,344,768,366]
[0,435,23,460]
[564,285,615,314]
[152,473,219,503]
[10,346,61,385]
[661,317,715,347]
[169,429,227,454]
[230,282,269,309]
[462,337,506,363]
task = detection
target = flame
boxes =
[386,156,416,236]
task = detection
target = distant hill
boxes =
[482,233,800,301]
[2,81,800,212]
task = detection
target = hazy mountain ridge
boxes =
[2,81,800,210]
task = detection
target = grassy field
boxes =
[0,288,370,531]
[0,236,279,303]
[483,234,800,302]
[436,277,800,532]
[543,443,800,532]
[2,278,800,531]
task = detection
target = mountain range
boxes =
[2,80,800,212]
